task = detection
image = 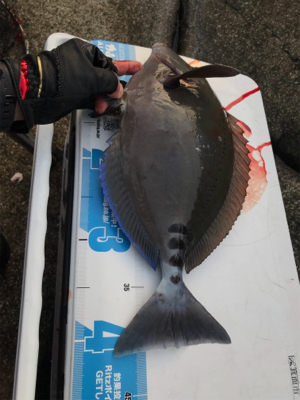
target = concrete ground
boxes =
[0,0,299,399]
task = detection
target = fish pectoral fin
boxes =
[162,64,240,88]
[113,280,230,357]
[155,52,240,88]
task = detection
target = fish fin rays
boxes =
[155,53,239,88]
[100,131,159,270]
[185,112,251,273]
[114,281,230,357]
[163,65,240,87]
[154,53,183,76]
[156,54,240,88]
[178,64,240,80]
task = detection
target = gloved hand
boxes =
[1,38,141,133]
[94,60,141,114]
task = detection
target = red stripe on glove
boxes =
[19,60,29,100]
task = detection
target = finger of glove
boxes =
[67,39,117,72]
[94,79,123,114]
[81,41,117,72]
[95,78,125,112]
[92,47,117,72]
[94,68,119,95]
[107,80,123,98]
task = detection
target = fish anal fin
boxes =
[100,131,159,270]
[185,112,250,273]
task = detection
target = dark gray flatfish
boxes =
[100,43,250,357]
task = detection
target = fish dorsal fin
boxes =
[185,112,250,273]
[155,53,240,87]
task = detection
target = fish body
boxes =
[100,43,250,356]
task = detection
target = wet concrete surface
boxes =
[179,0,300,172]
[0,0,299,398]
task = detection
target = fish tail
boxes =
[114,277,230,357]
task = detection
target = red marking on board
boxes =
[189,60,201,67]
[224,88,271,213]
[229,112,271,213]
[242,142,272,213]
[224,87,260,111]
[236,120,252,139]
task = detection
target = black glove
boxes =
[2,38,119,133]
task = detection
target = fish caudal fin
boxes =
[114,279,230,357]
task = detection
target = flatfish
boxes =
[100,43,250,357]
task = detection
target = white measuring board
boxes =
[64,40,300,400]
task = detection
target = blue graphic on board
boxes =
[73,321,147,400]
[90,39,136,83]
[80,148,130,252]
